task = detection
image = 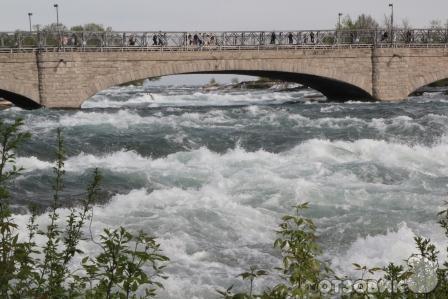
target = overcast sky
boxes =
[1,0,447,31]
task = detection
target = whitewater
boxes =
[2,84,448,298]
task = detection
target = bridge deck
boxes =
[1,29,447,52]
[1,43,447,54]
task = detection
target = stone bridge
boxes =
[1,46,448,108]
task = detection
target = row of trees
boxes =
[338,14,448,30]
[31,22,112,32]
[16,15,448,33]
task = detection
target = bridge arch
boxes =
[79,58,374,107]
[0,85,40,110]
[408,70,448,96]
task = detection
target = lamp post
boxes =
[337,13,343,44]
[28,13,33,32]
[338,13,343,30]
[54,4,59,29]
[389,3,394,43]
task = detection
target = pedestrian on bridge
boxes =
[152,34,158,46]
[129,35,136,46]
[288,32,294,44]
[270,32,276,44]
[193,34,199,46]
[405,30,412,43]
[310,31,315,43]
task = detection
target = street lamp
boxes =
[54,4,59,29]
[389,3,394,43]
[28,13,33,32]
[338,13,343,29]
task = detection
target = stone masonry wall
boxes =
[37,48,373,108]
[0,53,39,104]
[372,47,448,101]
[1,47,447,108]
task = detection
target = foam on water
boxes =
[329,222,447,278]
[82,88,318,109]
[12,135,448,297]
[4,84,448,298]
[11,107,448,148]
[15,138,448,177]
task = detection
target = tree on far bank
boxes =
[430,19,444,29]
[429,19,448,30]
[70,23,112,32]
[402,18,411,30]
[40,22,68,32]
[339,14,379,30]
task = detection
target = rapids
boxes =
[1,83,448,298]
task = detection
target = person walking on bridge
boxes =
[129,35,136,46]
[193,34,199,46]
[152,34,158,46]
[288,32,294,44]
[270,31,276,44]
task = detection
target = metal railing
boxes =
[1,29,447,51]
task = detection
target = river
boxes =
[1,82,448,298]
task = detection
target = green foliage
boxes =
[340,14,379,30]
[220,197,448,299]
[42,23,68,32]
[70,23,111,32]
[209,78,218,86]
[0,119,168,298]
[81,227,169,298]
[237,267,268,296]
[352,263,382,280]
[272,203,326,295]
[218,203,329,299]
[70,25,85,32]
[256,77,271,83]
[0,118,31,298]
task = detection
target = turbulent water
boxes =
[2,83,448,298]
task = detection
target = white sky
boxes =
[1,0,447,31]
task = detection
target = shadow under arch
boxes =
[409,77,448,97]
[191,71,374,101]
[0,89,41,109]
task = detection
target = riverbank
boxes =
[0,99,12,109]
[203,78,448,97]
[201,78,307,92]
[412,85,448,96]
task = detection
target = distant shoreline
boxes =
[0,99,12,109]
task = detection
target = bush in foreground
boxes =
[0,119,168,299]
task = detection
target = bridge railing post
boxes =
[373,30,377,47]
